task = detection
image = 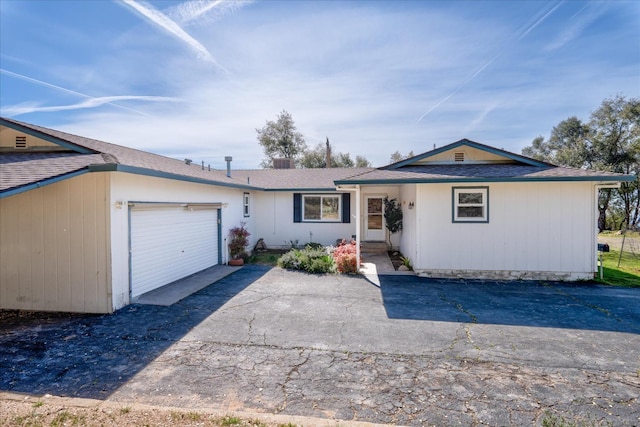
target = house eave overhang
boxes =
[261,187,340,192]
[334,175,636,186]
[88,164,259,190]
[0,118,97,154]
[0,169,90,199]
[385,139,552,169]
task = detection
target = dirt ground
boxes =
[0,392,378,427]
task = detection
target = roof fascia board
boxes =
[88,164,259,190]
[385,139,550,169]
[334,175,635,185]
[0,169,89,199]
[262,187,339,192]
[0,118,96,154]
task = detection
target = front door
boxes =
[365,196,385,241]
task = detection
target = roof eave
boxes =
[88,164,260,190]
[0,118,97,155]
[334,175,636,185]
[384,139,552,169]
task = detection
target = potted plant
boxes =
[228,222,250,266]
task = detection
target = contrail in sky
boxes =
[417,1,563,124]
[121,0,229,73]
[0,69,178,117]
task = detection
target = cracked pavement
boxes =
[1,265,639,426]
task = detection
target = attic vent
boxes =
[454,152,465,162]
[15,136,27,149]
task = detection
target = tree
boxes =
[389,150,415,164]
[355,155,372,168]
[256,110,307,168]
[522,95,640,230]
[299,138,371,168]
[383,197,403,247]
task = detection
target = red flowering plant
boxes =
[331,239,359,274]
[228,222,250,260]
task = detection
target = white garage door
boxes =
[130,205,219,298]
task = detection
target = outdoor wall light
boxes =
[114,201,125,209]
[408,202,415,209]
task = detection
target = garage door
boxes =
[130,205,219,298]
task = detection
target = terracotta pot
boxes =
[228,258,244,266]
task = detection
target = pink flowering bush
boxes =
[332,240,359,274]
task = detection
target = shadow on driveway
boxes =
[379,275,640,334]
[0,266,271,400]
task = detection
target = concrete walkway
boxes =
[134,265,241,306]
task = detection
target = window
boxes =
[243,193,250,217]
[453,187,489,223]
[303,195,340,221]
[293,193,350,223]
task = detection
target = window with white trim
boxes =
[303,195,341,222]
[453,187,489,223]
[243,193,250,217]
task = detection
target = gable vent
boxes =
[15,136,27,149]
[454,152,464,162]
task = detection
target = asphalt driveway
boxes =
[1,266,639,426]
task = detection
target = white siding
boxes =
[252,191,356,248]
[0,173,111,313]
[108,172,249,309]
[399,184,417,264]
[415,181,596,279]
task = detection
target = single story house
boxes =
[0,117,633,313]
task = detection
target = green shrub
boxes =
[277,247,335,274]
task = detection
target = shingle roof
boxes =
[1,117,255,193]
[2,117,632,197]
[237,167,374,190]
[335,163,633,184]
[0,152,107,192]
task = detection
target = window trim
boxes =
[243,192,250,217]
[302,194,342,222]
[452,186,489,223]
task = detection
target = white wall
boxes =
[0,173,111,313]
[415,181,597,279]
[108,172,249,309]
[252,191,356,248]
[399,184,417,263]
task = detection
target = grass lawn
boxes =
[594,248,640,287]
[248,249,288,266]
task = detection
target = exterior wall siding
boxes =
[414,181,596,280]
[399,184,417,264]
[252,191,356,248]
[0,173,111,313]
[108,172,248,310]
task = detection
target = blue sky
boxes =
[1,0,638,169]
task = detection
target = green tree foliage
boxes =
[299,138,371,168]
[383,197,403,246]
[389,150,415,164]
[522,95,640,230]
[355,155,372,168]
[256,110,307,168]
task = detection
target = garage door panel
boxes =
[130,206,218,298]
